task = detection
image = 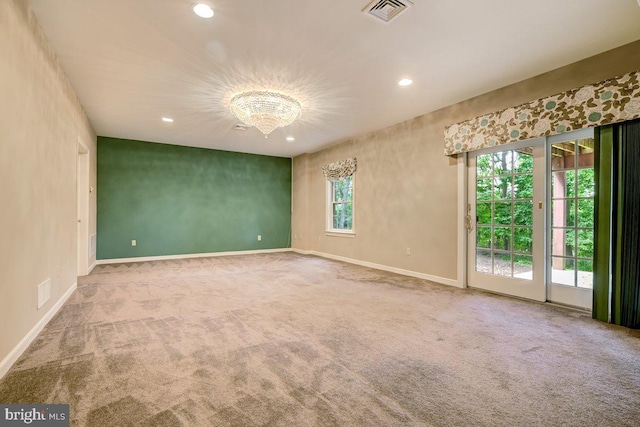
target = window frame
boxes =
[325,174,356,237]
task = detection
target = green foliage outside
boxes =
[475,150,595,272]
[332,176,353,230]
[555,168,595,271]
[476,152,534,261]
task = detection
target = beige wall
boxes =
[292,40,640,283]
[0,0,96,368]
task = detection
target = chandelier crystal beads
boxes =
[230,91,302,137]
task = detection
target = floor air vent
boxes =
[362,0,413,23]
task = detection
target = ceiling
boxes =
[29,0,640,158]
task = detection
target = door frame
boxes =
[77,139,90,277]
[461,129,595,309]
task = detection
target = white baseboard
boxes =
[96,248,291,265]
[0,281,77,381]
[292,248,313,255]
[88,261,97,274]
[291,249,461,288]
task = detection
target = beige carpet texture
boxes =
[1,253,639,426]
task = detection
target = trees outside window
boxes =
[327,175,354,232]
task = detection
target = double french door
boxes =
[467,129,595,310]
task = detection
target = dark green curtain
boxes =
[594,119,640,328]
[593,127,612,323]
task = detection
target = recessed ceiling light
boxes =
[286,136,295,142]
[398,78,413,86]
[162,117,174,123]
[193,3,214,19]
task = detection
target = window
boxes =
[327,174,354,233]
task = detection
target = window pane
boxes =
[332,203,352,230]
[493,176,512,200]
[476,227,492,249]
[577,169,595,197]
[552,199,575,227]
[474,147,535,280]
[345,176,353,200]
[477,202,492,225]
[514,228,532,253]
[332,181,342,202]
[477,178,492,201]
[513,174,533,199]
[493,252,512,277]
[551,257,576,286]
[577,229,594,258]
[476,250,492,274]
[551,170,575,199]
[333,177,352,202]
[513,149,533,173]
[551,142,576,171]
[577,199,594,228]
[552,228,575,257]
[477,154,493,177]
[493,151,513,175]
[494,203,511,225]
[577,139,595,168]
[577,260,593,289]
[514,255,533,280]
[513,201,532,226]
[493,227,511,252]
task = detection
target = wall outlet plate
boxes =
[37,278,51,309]
[132,239,137,247]
[257,235,262,241]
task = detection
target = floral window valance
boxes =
[322,157,357,181]
[444,70,640,155]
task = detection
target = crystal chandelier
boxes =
[229,91,302,137]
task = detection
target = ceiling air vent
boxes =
[232,123,251,131]
[362,0,413,23]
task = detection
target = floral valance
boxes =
[444,70,640,155]
[322,157,357,181]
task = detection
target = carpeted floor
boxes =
[1,253,639,426]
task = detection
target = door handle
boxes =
[465,203,474,233]
[465,214,474,232]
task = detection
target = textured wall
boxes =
[97,137,292,259]
[0,0,96,367]
[292,40,640,283]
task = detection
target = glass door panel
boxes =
[547,132,594,309]
[468,140,545,301]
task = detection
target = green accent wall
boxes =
[97,137,291,260]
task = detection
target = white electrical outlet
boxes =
[406,247,411,256]
[37,278,51,309]
[132,239,137,247]
[257,235,262,241]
